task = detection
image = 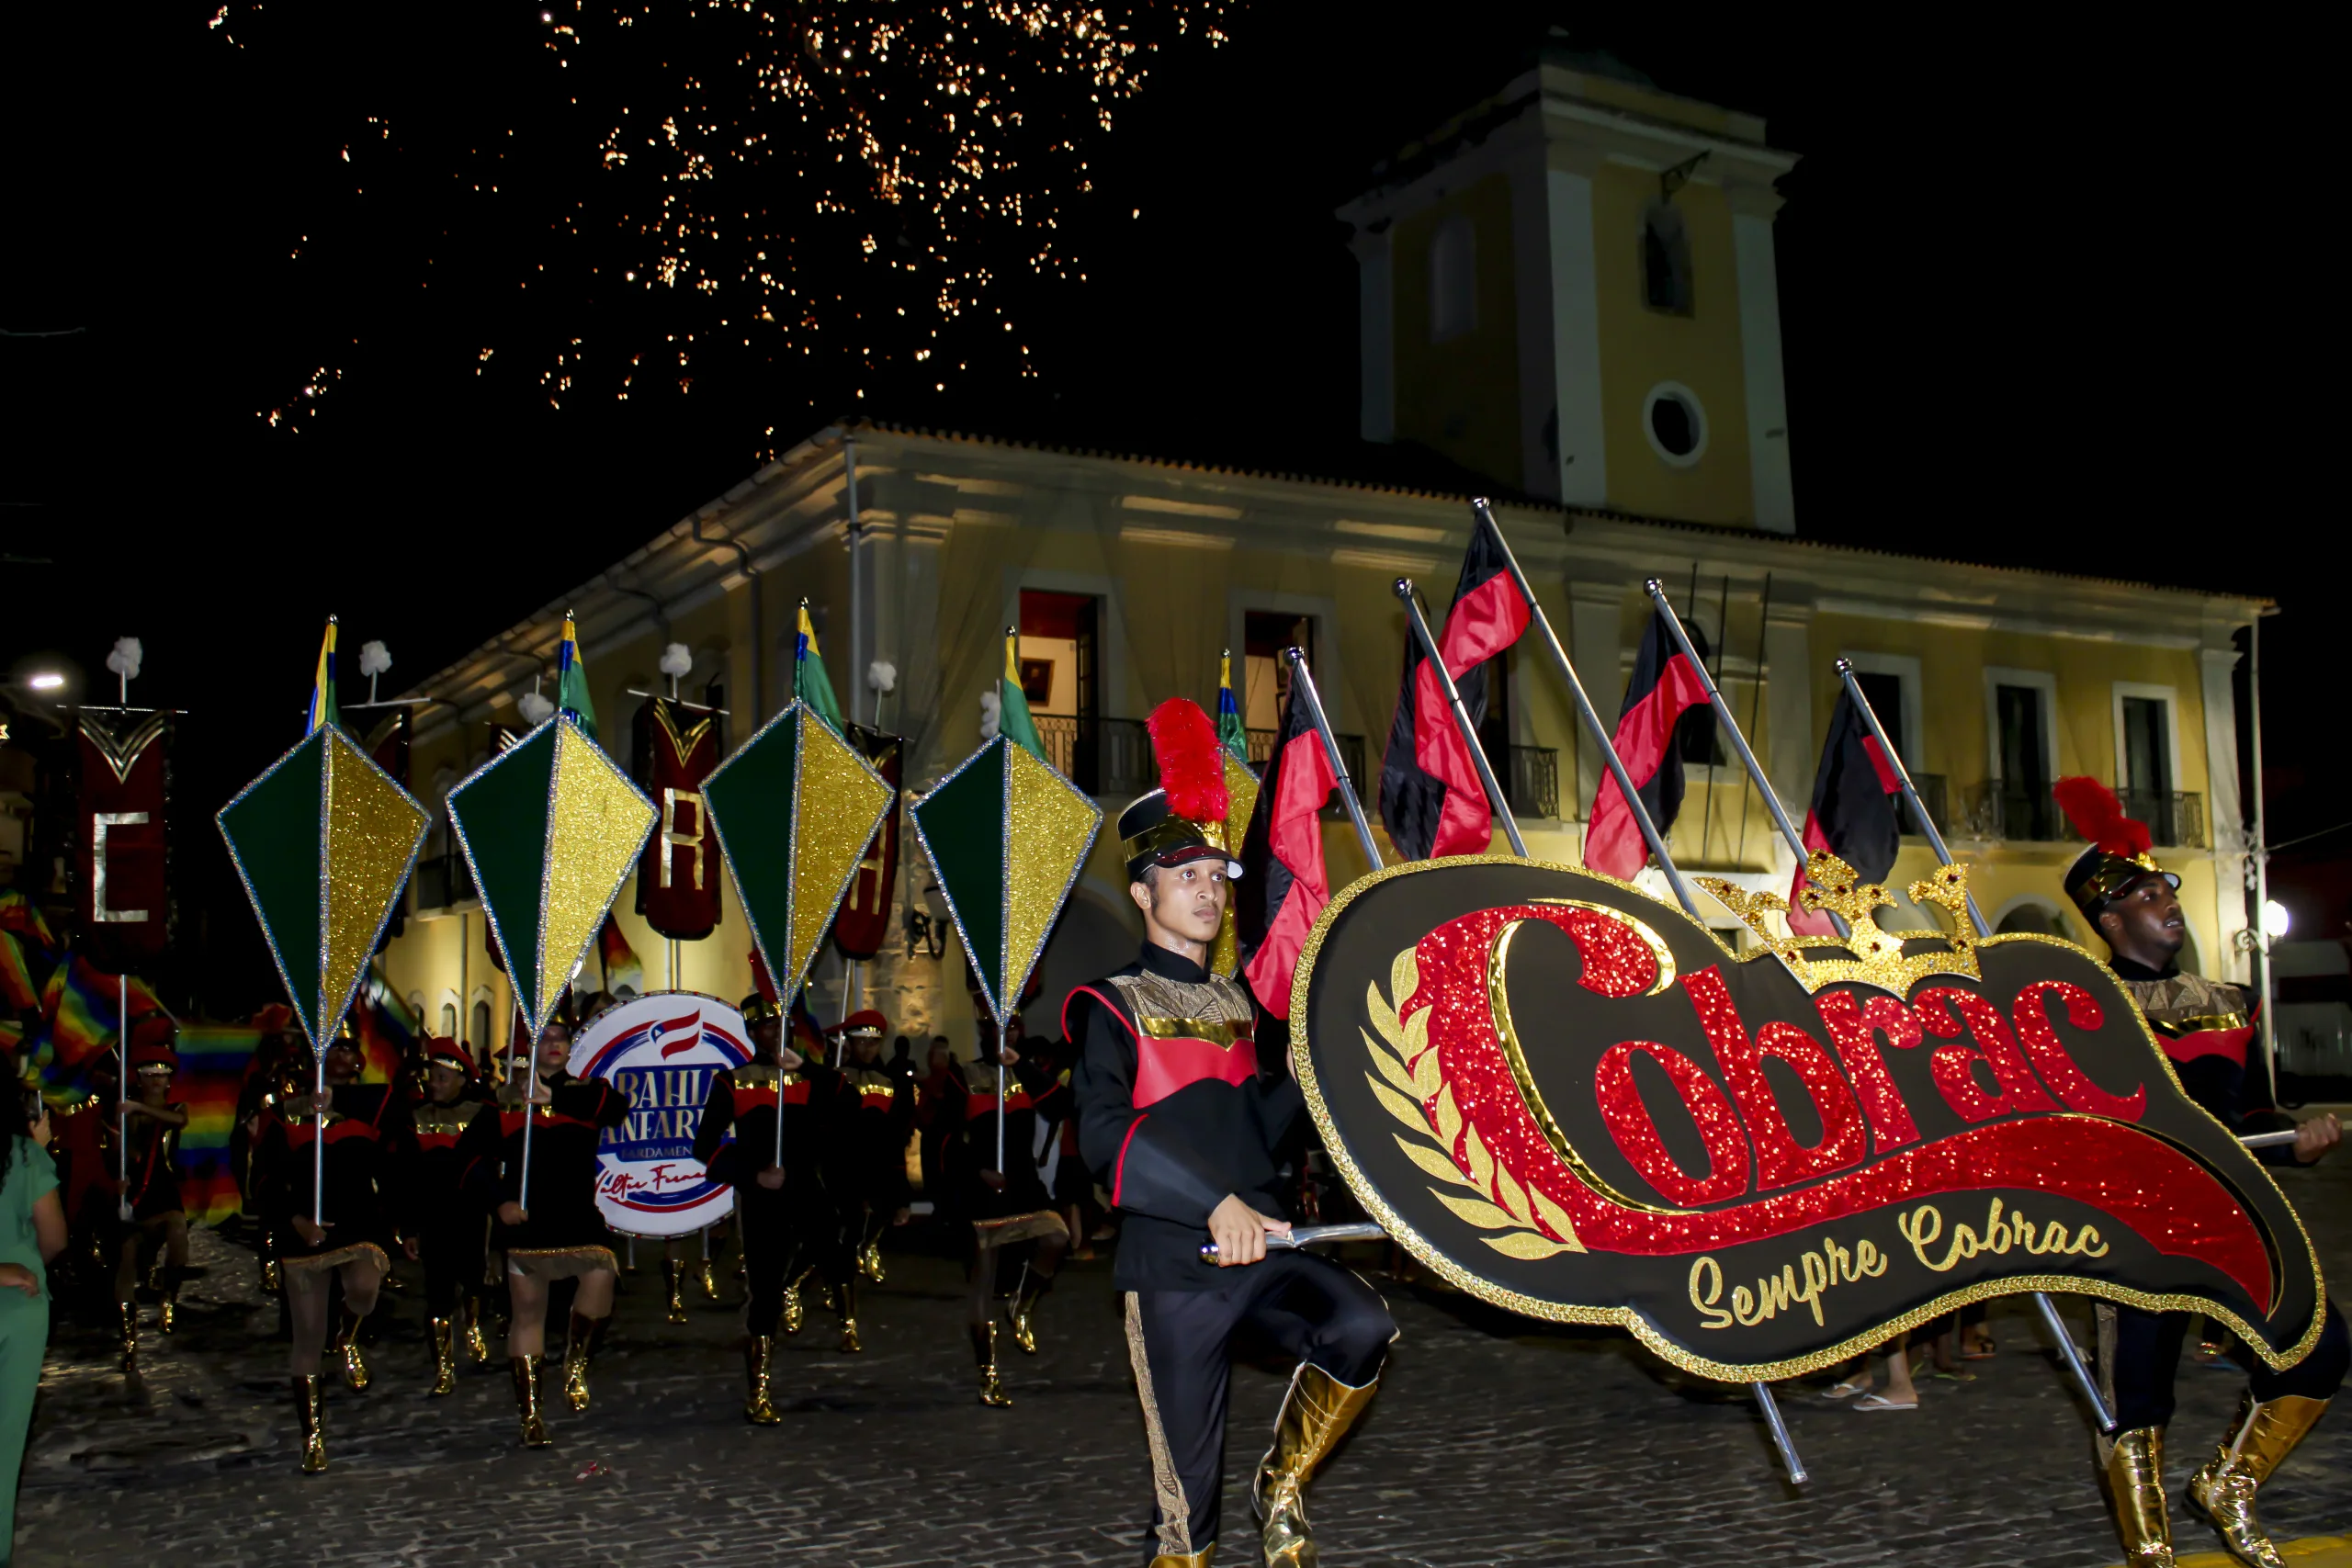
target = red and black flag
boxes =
[1237,681,1338,1019]
[1787,689,1905,933]
[1584,612,1711,881]
[1377,523,1531,860]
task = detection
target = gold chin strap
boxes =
[2188,1393,2328,1568]
[2102,1427,2176,1566]
[1253,1364,1381,1568]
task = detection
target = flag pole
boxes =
[1392,578,1528,857]
[1469,514,1798,1481]
[313,1044,327,1228]
[1833,660,2114,1434]
[1643,579,1847,942]
[118,975,132,1223]
[775,991,791,1174]
[1466,502,1695,918]
[518,1021,538,1214]
[1283,649,1382,873]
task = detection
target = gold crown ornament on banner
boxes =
[1693,852,1980,997]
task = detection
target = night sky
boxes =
[5,5,2338,997]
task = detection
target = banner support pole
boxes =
[1835,660,2116,1435]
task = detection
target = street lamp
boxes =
[25,672,63,692]
[2262,899,2291,945]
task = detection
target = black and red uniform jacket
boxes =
[2111,956,2299,1164]
[412,1091,492,1228]
[454,1072,628,1253]
[827,1060,916,1209]
[112,1100,186,1222]
[1070,942,1302,1291]
[693,1056,840,1193]
[940,1052,1052,1220]
[254,1081,414,1259]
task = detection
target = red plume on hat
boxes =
[1146,698,1228,826]
[2053,776,2152,860]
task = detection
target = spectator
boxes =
[1825,1329,1921,1412]
[2,1085,68,1561]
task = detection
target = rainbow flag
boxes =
[351,964,417,1084]
[0,891,55,1011]
[308,616,341,735]
[35,957,163,1103]
[176,1025,262,1225]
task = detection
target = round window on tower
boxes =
[1643,382,1708,468]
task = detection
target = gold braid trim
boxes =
[1123,1292,1193,1558]
[284,1242,390,1276]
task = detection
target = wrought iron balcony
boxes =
[1505,744,1560,821]
[1903,773,1950,837]
[1955,783,2205,850]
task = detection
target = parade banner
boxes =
[1293,854,2330,1382]
[831,723,904,960]
[632,695,724,941]
[74,711,172,968]
[568,991,751,1237]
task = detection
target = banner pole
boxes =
[775,990,791,1174]
[1393,579,1527,857]
[1282,649,1382,873]
[1470,518,1802,1482]
[1835,660,2115,1434]
[518,1022,538,1214]
[118,976,132,1223]
[1467,502,1694,918]
[312,1048,326,1229]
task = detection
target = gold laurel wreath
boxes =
[1363,944,1583,1260]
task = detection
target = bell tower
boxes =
[1340,51,1799,531]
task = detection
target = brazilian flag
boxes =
[796,602,844,734]
[999,629,1046,763]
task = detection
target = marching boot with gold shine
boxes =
[292,1374,328,1473]
[258,1235,281,1295]
[117,1300,139,1373]
[837,1275,863,1354]
[696,1256,719,1301]
[427,1316,458,1396]
[662,1256,689,1325]
[1006,1271,1052,1355]
[510,1356,552,1447]
[157,1265,184,1334]
[461,1295,492,1365]
[781,1270,807,1336]
[743,1337,783,1425]
[971,1322,1012,1407]
[857,1222,885,1283]
[2102,1427,2177,1567]
[2186,1393,2328,1568]
[561,1310,604,1412]
[1252,1363,1381,1568]
[331,1304,372,1392]
[1148,1551,1216,1568]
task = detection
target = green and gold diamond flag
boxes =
[446,715,657,1038]
[703,699,896,1004]
[910,733,1102,1027]
[218,725,431,1050]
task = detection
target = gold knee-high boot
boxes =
[329,1304,372,1391]
[427,1316,458,1396]
[1252,1363,1381,1568]
[562,1310,604,1412]
[971,1322,1011,1407]
[2103,1427,2177,1567]
[1006,1270,1051,1355]
[781,1266,808,1335]
[510,1356,552,1447]
[158,1265,184,1334]
[2188,1393,2329,1568]
[743,1337,782,1425]
[118,1299,139,1372]
[292,1374,328,1473]
[462,1294,492,1364]
[662,1256,689,1325]
[837,1274,863,1354]
[1148,1550,1216,1567]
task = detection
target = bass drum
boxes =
[568,990,752,1238]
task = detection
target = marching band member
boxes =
[252,1024,413,1473]
[456,1016,628,1447]
[828,1009,911,1287]
[692,992,849,1425]
[1073,705,1393,1568]
[411,1035,493,1395]
[110,1016,189,1369]
[942,1004,1068,1407]
[2062,779,2346,1568]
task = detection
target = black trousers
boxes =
[421,1216,486,1315]
[2111,1295,2350,1431]
[1123,1250,1394,1560]
[739,1179,851,1337]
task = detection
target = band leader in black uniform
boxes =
[2058,784,2346,1568]
[454,1017,628,1447]
[251,1024,415,1472]
[412,1034,493,1394]
[1072,779,1393,1568]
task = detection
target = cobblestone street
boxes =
[15,1155,2349,1568]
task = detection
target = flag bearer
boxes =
[412,1035,493,1394]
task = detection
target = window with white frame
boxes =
[1839,651,1924,768]
[1984,667,2060,840]
[2112,682,2183,845]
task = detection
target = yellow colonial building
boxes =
[376,59,2264,1066]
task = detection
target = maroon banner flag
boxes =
[74,712,171,968]
[631,696,723,942]
[832,723,904,961]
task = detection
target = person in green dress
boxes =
[2,1085,69,1566]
